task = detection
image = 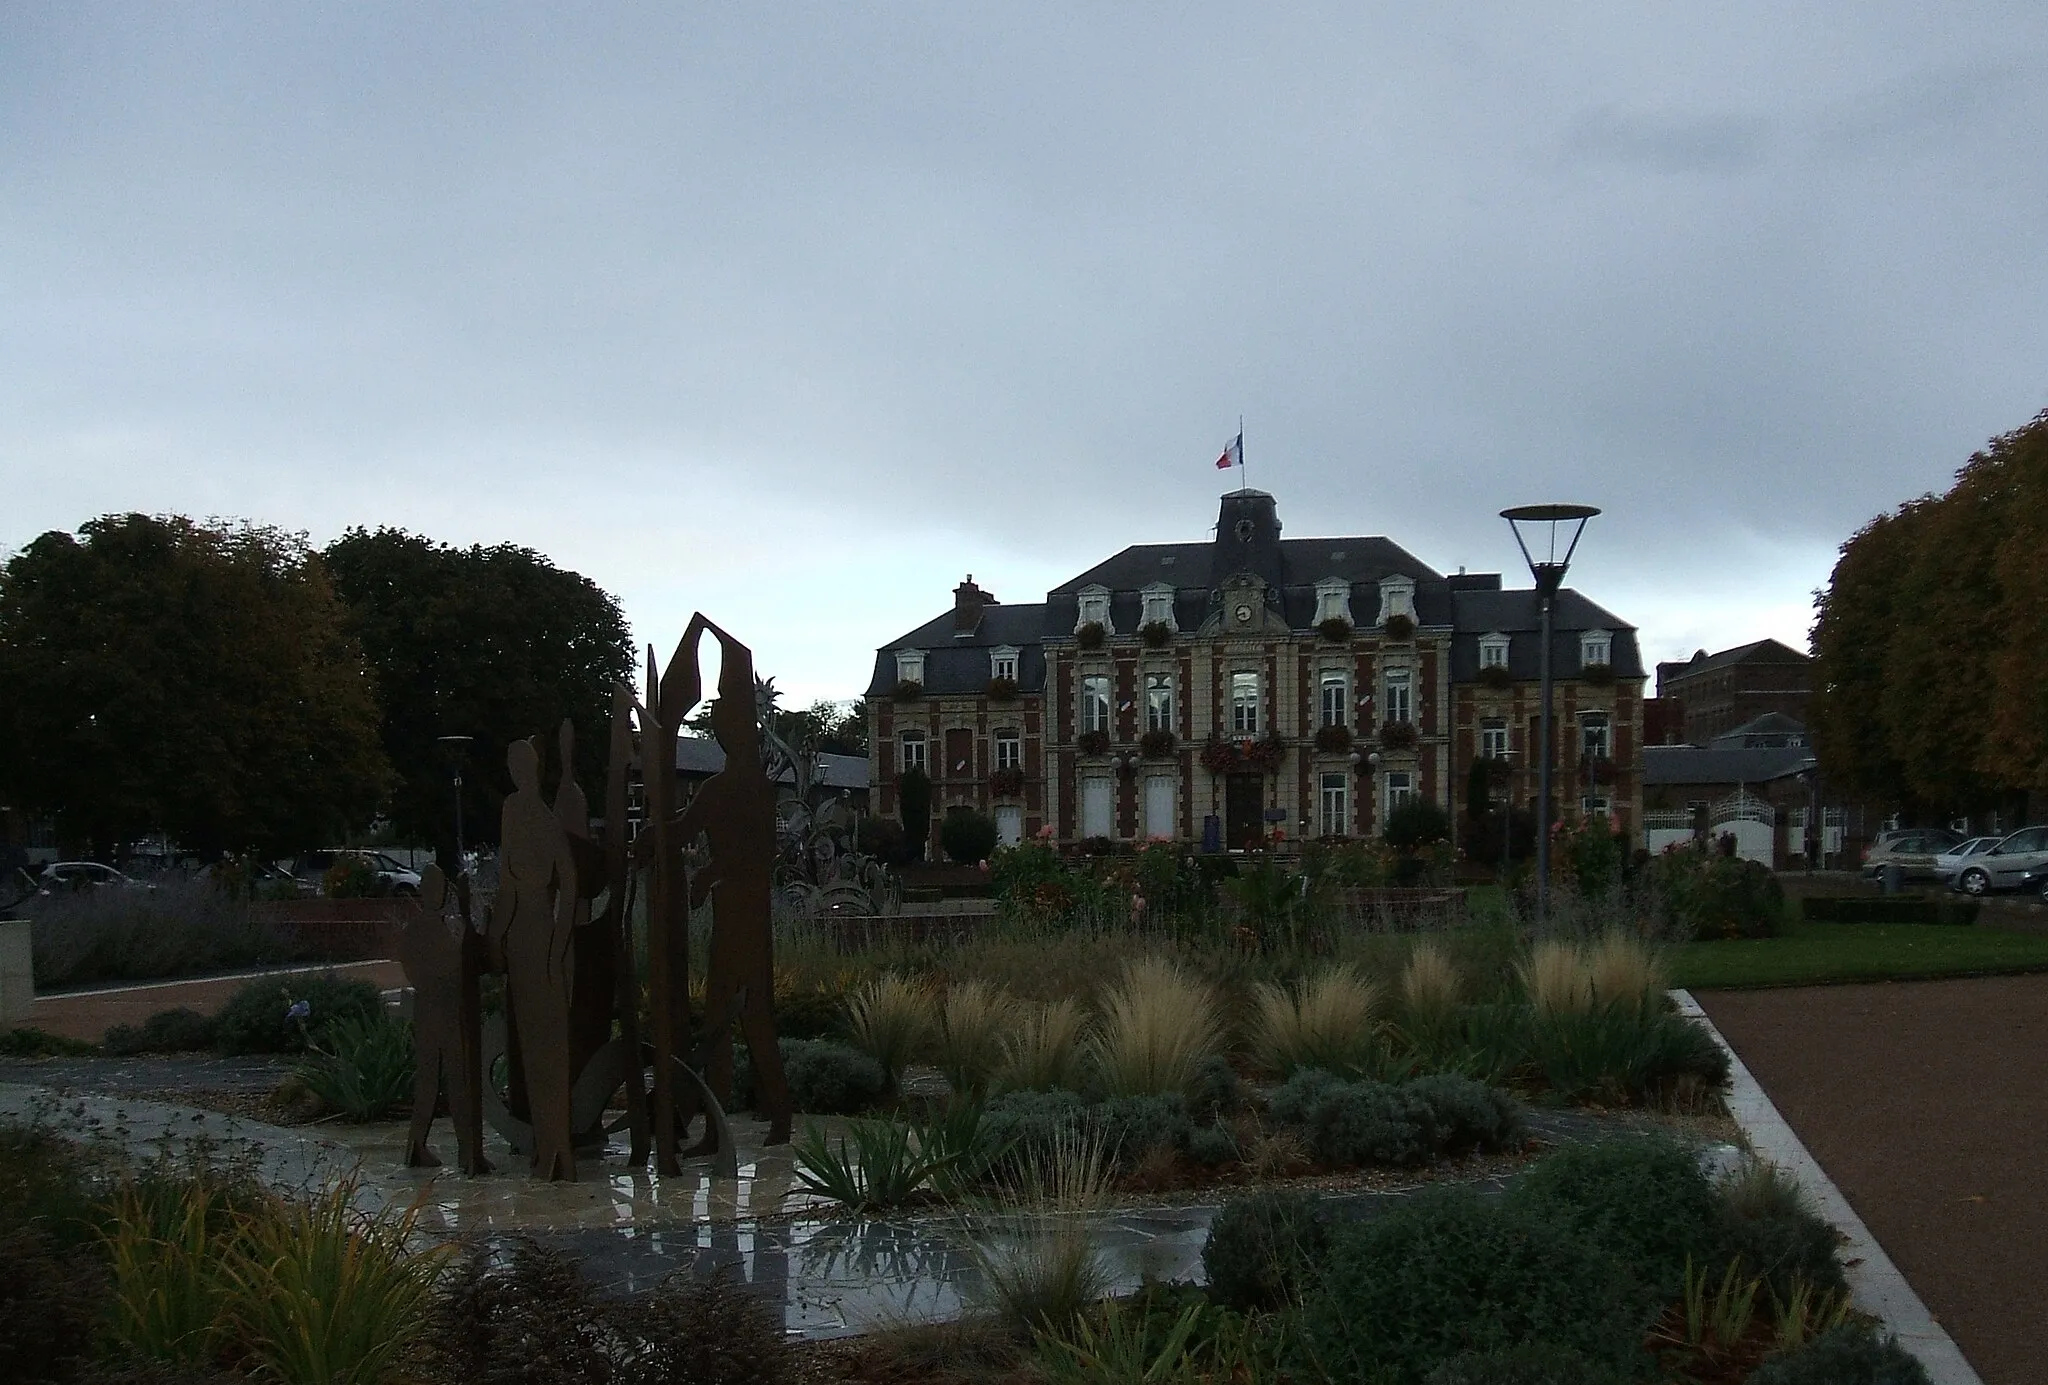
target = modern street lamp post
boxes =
[436,735,474,880]
[1500,504,1600,925]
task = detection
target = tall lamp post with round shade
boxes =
[1500,504,1600,924]
[436,735,473,879]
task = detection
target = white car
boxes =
[38,861,153,892]
[289,850,424,897]
[1953,826,2048,897]
[1933,836,2002,886]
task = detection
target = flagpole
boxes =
[1238,415,1247,494]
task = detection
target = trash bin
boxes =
[1881,864,1904,895]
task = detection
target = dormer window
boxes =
[895,649,925,686]
[1076,585,1113,635]
[990,646,1019,682]
[1479,631,1510,669]
[1580,629,1612,668]
[1314,577,1352,626]
[1140,582,1177,631]
[1376,574,1416,625]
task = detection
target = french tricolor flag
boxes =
[1214,431,1243,470]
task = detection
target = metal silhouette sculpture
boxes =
[398,863,491,1174]
[424,614,784,1181]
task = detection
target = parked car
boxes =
[288,850,423,897]
[2018,862,2048,904]
[38,861,153,892]
[1933,835,2004,886]
[1952,826,2048,896]
[1860,827,1963,883]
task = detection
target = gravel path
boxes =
[1697,976,2048,1385]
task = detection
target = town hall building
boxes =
[865,490,1644,853]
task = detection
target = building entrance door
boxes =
[1226,774,1265,850]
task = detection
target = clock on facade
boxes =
[1234,603,1253,624]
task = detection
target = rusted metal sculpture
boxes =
[493,737,582,1181]
[398,863,492,1174]
[428,614,783,1181]
[670,615,793,1146]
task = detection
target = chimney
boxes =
[953,574,995,637]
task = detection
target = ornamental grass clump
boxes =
[997,997,1089,1093]
[293,1012,416,1122]
[1520,940,1592,1017]
[1089,956,1224,1102]
[1587,931,1666,1009]
[935,980,1020,1098]
[1247,967,1382,1078]
[970,1127,1114,1334]
[844,973,934,1093]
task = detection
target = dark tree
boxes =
[0,514,390,859]
[322,529,634,857]
[897,766,932,863]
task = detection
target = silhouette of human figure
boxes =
[492,738,582,1180]
[399,863,492,1174]
[670,615,792,1146]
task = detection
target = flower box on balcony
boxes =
[1581,661,1616,687]
[1314,723,1354,753]
[1477,664,1513,691]
[1580,754,1616,785]
[1140,620,1173,648]
[1317,616,1353,644]
[1382,613,1416,641]
[1075,621,1107,650]
[986,675,1018,701]
[1140,728,1177,758]
[1076,729,1111,756]
[1379,719,1419,751]
[989,767,1026,797]
[892,679,924,702]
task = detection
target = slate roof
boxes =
[1710,712,1808,746]
[1641,743,1815,787]
[1658,638,1809,682]
[865,602,1050,697]
[672,736,869,791]
[1447,589,1645,681]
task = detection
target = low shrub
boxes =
[0,1027,97,1057]
[1506,1136,1721,1303]
[1800,895,1978,926]
[610,1272,793,1385]
[1302,1187,1648,1383]
[104,1009,217,1057]
[1713,1162,1846,1300]
[211,974,385,1055]
[292,1013,415,1122]
[1201,1189,1330,1311]
[940,809,1000,866]
[1186,1125,1237,1166]
[1267,1070,1521,1168]
[1649,845,1783,940]
[980,1089,1196,1174]
[783,1039,886,1115]
[1422,1343,1625,1385]
[1746,1322,1931,1385]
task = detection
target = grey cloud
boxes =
[1561,107,1773,176]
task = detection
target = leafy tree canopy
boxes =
[0,514,390,859]
[322,528,633,853]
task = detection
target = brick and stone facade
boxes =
[866,491,1646,854]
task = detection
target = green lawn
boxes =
[1672,919,2048,990]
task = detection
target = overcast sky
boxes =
[5,5,2044,705]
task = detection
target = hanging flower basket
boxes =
[1314,723,1354,754]
[1382,613,1416,641]
[1075,622,1107,650]
[1140,728,1177,758]
[1379,719,1419,751]
[990,766,1026,797]
[986,675,1018,700]
[1140,620,1173,648]
[892,679,924,702]
[1199,737,1239,774]
[1581,661,1616,687]
[1199,735,1284,774]
[1477,664,1514,691]
[1242,737,1286,772]
[1076,729,1111,756]
[1317,616,1353,644]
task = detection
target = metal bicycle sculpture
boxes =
[398,614,791,1181]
